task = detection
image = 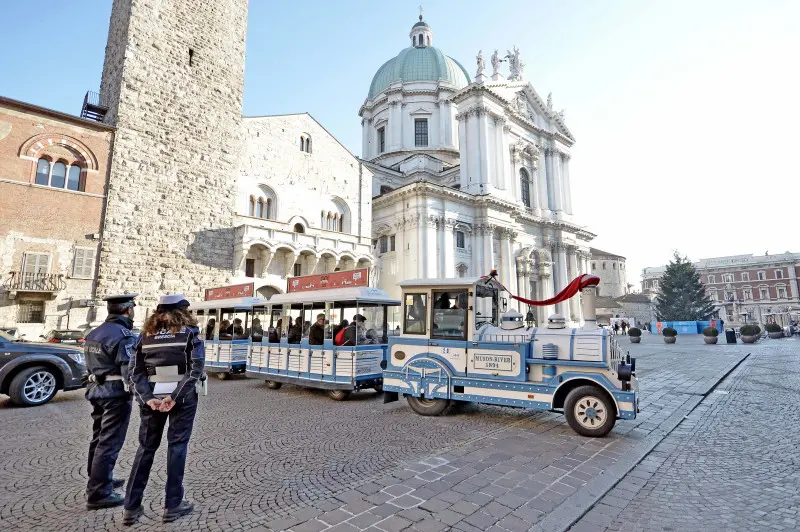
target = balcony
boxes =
[80,91,108,122]
[2,272,66,298]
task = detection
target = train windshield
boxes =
[474,284,499,327]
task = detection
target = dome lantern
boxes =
[409,11,433,48]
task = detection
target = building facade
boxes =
[232,114,373,298]
[0,97,113,337]
[364,16,594,325]
[642,252,800,326]
[589,247,627,298]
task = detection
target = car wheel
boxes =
[265,380,282,390]
[215,372,229,381]
[564,385,616,437]
[373,382,383,394]
[328,389,351,401]
[10,366,58,406]
[406,395,450,416]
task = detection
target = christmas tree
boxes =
[655,252,716,321]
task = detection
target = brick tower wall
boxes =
[97,0,248,310]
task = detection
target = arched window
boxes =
[294,223,304,233]
[320,211,325,228]
[457,264,468,278]
[248,196,255,216]
[300,137,305,151]
[266,198,272,219]
[256,198,264,218]
[35,158,50,186]
[67,165,81,191]
[339,214,344,233]
[333,213,339,232]
[327,213,332,230]
[306,137,312,153]
[51,161,67,189]
[519,168,531,208]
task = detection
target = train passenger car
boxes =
[382,275,639,437]
[191,297,266,379]
[246,286,401,400]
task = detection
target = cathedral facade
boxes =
[363,17,594,324]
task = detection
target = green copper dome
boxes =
[368,46,471,99]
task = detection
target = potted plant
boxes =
[662,327,677,344]
[740,324,761,344]
[702,326,719,344]
[765,323,784,339]
[628,327,642,343]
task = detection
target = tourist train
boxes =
[196,269,638,437]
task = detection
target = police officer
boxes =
[123,294,204,526]
[84,293,138,510]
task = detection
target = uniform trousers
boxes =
[86,396,132,502]
[124,391,198,510]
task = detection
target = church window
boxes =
[519,168,531,208]
[390,235,396,251]
[35,158,50,186]
[50,161,67,189]
[414,119,428,147]
[456,231,465,249]
[248,196,255,216]
[377,127,385,153]
[380,236,388,254]
[256,198,265,218]
[67,165,81,191]
[333,213,339,232]
[266,198,272,219]
[326,213,332,230]
[293,223,304,233]
[300,137,304,151]
[306,137,312,153]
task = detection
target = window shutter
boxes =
[73,249,95,278]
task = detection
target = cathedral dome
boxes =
[367,16,470,99]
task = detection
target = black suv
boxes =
[0,329,87,406]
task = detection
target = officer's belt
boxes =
[148,374,185,383]
[87,374,123,382]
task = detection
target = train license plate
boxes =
[474,354,512,371]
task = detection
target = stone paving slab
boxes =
[571,339,800,531]
[0,336,752,531]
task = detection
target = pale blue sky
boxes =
[1,1,797,284]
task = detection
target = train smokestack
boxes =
[582,285,598,330]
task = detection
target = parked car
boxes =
[0,328,26,341]
[40,329,86,345]
[0,329,87,406]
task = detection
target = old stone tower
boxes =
[97,0,248,309]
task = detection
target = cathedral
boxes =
[364,16,594,324]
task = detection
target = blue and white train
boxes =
[382,276,639,437]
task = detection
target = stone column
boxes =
[444,220,455,277]
[550,148,564,215]
[568,248,580,323]
[468,111,481,190]
[457,110,469,185]
[536,144,550,217]
[361,118,371,160]
[306,254,320,276]
[562,154,573,216]
[539,257,555,324]
[284,251,299,278]
[471,226,481,275]
[438,217,446,277]
[394,219,405,282]
[477,107,492,188]
[426,215,439,278]
[544,148,555,211]
[483,225,495,273]
[787,262,799,299]
[554,242,569,315]
[494,117,506,191]
[389,101,401,151]
[499,230,515,290]
[259,248,274,277]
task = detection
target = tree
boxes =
[655,252,715,321]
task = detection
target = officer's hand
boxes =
[146,398,163,410]
[159,397,176,412]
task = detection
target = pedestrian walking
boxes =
[613,322,620,335]
[123,294,205,525]
[621,321,628,335]
[84,294,138,510]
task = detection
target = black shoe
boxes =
[122,506,143,526]
[112,478,125,489]
[86,492,125,510]
[163,500,194,523]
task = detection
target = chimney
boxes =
[582,285,598,330]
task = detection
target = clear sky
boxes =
[1,0,797,286]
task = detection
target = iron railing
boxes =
[80,91,108,121]
[2,272,66,292]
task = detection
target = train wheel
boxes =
[328,390,351,401]
[373,382,383,394]
[215,372,229,381]
[265,380,282,390]
[406,395,450,416]
[564,385,616,437]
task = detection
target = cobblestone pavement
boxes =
[572,338,800,532]
[0,334,751,532]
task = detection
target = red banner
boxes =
[204,282,254,301]
[288,268,368,293]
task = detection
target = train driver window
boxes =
[404,294,427,334]
[431,291,468,340]
[475,284,499,327]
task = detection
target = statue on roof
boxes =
[547,92,553,110]
[491,50,501,78]
[476,50,485,78]
[505,46,524,81]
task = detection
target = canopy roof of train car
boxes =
[261,287,400,306]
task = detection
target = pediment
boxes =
[408,107,432,116]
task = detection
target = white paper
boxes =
[153,381,178,395]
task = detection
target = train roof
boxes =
[259,286,400,306]
[398,277,497,288]
[190,297,268,311]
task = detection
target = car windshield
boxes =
[54,330,84,339]
[0,330,15,342]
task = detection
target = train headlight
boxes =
[617,362,632,382]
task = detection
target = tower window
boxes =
[414,119,428,147]
[377,127,385,153]
[189,48,195,66]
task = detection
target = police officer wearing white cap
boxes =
[122,294,205,525]
[83,293,138,510]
